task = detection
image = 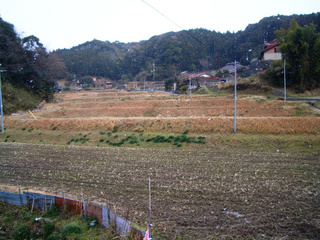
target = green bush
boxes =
[46,232,60,240]
[43,223,55,238]
[42,205,59,218]
[14,225,30,240]
[2,83,41,115]
[62,224,82,239]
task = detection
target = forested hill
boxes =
[54,13,320,81]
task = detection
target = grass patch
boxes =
[0,202,121,240]
[0,129,319,153]
[145,131,205,147]
[295,108,302,117]
[67,137,90,145]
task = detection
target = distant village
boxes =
[57,40,281,92]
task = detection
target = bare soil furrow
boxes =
[1,142,319,239]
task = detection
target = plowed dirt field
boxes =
[1,142,319,239]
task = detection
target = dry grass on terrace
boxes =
[4,91,320,134]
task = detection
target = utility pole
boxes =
[234,60,237,134]
[189,78,192,98]
[73,74,76,92]
[284,59,286,101]
[152,63,155,91]
[0,67,5,134]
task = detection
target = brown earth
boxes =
[1,91,320,239]
[1,142,319,239]
[3,91,320,134]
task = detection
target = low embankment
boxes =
[4,116,320,134]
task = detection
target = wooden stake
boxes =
[31,197,35,212]
[44,194,47,211]
[148,177,152,238]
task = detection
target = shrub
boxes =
[43,222,55,238]
[2,82,41,115]
[47,232,60,240]
[42,205,59,218]
[62,224,82,239]
[14,225,30,240]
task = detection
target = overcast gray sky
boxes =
[1,0,319,51]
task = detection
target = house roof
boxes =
[261,40,279,53]
[187,71,217,80]
[219,62,243,72]
[259,39,281,60]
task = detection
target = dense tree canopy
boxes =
[55,13,320,83]
[276,19,320,91]
[0,17,68,113]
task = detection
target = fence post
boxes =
[19,188,22,205]
[44,194,47,211]
[31,197,35,212]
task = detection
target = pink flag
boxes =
[92,77,97,82]
[143,228,150,240]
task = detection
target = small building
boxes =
[260,40,282,60]
[187,72,220,88]
[105,81,113,89]
[219,62,243,73]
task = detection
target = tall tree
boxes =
[276,19,320,91]
[21,35,55,101]
[46,53,68,81]
[0,17,60,107]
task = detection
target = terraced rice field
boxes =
[1,91,319,239]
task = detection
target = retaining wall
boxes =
[0,190,144,239]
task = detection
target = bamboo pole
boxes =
[28,110,37,120]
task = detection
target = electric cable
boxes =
[141,0,205,46]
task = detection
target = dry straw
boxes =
[5,91,319,134]
[4,116,320,134]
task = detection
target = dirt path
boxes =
[1,142,319,239]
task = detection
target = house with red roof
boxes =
[259,40,282,60]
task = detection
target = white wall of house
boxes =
[263,53,282,60]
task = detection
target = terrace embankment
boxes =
[4,91,320,134]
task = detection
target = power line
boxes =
[141,0,205,46]
[141,0,184,32]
